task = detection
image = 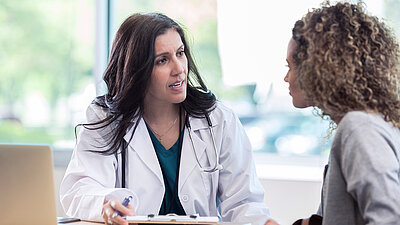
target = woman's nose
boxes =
[172,57,185,75]
[284,72,289,82]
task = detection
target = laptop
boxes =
[0,144,57,225]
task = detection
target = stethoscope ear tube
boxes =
[186,112,223,173]
[204,112,212,127]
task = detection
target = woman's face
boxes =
[284,38,310,108]
[145,28,188,106]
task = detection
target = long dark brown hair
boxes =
[77,13,216,155]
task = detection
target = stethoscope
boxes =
[185,112,223,173]
[120,111,223,189]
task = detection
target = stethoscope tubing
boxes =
[120,112,222,189]
[185,113,223,173]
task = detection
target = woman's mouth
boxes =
[169,80,184,88]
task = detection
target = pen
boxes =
[112,196,133,218]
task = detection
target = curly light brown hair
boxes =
[292,1,400,128]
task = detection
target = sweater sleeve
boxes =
[339,121,400,224]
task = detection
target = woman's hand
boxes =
[102,198,136,225]
[265,218,280,225]
[301,218,309,225]
[292,217,310,225]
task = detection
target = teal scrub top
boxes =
[146,124,186,215]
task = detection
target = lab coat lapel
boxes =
[124,118,163,183]
[179,117,207,189]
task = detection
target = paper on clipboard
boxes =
[126,214,219,224]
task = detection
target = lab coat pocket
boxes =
[200,170,219,197]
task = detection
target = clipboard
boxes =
[126,214,219,224]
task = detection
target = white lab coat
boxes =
[60,102,270,224]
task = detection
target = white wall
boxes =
[262,179,321,225]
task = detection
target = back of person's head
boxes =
[291,1,400,127]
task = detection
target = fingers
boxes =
[102,200,114,225]
[111,203,135,225]
[102,198,135,225]
[110,200,135,217]
[301,218,310,225]
[265,219,280,225]
[111,214,129,225]
[126,203,136,216]
[102,203,113,225]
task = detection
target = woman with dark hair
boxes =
[60,13,273,225]
[285,2,400,225]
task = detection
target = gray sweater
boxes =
[320,111,400,225]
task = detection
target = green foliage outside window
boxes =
[0,0,94,145]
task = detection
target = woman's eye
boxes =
[156,58,167,65]
[177,50,185,57]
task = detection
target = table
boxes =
[63,221,245,225]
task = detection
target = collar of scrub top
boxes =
[185,112,223,173]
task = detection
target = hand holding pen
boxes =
[103,196,135,225]
[112,196,133,218]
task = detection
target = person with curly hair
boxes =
[285,1,400,225]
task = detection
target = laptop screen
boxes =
[0,144,57,225]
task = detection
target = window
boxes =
[0,0,95,148]
[109,0,400,171]
[3,0,399,161]
[112,0,332,159]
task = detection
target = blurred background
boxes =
[1,0,400,223]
